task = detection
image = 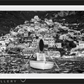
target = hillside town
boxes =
[0,15,84,73]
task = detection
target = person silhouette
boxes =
[39,39,44,51]
[34,39,46,62]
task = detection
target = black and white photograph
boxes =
[0,6,84,75]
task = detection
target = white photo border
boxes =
[0,5,83,79]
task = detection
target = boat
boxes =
[29,51,54,70]
[30,60,54,70]
[29,39,54,70]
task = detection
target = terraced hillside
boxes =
[0,11,84,73]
